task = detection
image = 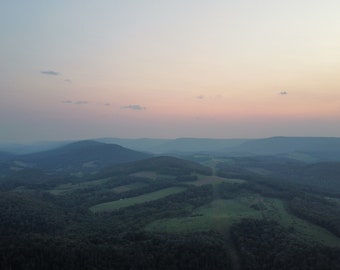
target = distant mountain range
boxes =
[1,136,340,161]
[98,137,340,161]
[231,136,340,155]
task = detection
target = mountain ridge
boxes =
[9,140,152,174]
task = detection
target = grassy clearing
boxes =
[112,182,147,193]
[130,171,158,179]
[145,199,262,233]
[90,187,186,213]
[201,158,233,174]
[325,196,340,205]
[264,199,340,247]
[285,152,317,163]
[49,178,110,195]
[130,171,177,181]
[146,195,340,247]
[186,175,245,186]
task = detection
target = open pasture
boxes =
[90,186,186,213]
[187,175,245,186]
[146,195,340,247]
[49,178,110,195]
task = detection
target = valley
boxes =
[0,138,340,269]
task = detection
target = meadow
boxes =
[90,186,187,212]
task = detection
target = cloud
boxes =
[104,103,111,106]
[62,100,73,104]
[74,101,88,105]
[64,79,72,83]
[122,104,146,110]
[196,95,205,99]
[41,70,60,76]
[279,91,288,95]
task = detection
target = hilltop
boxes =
[8,140,151,174]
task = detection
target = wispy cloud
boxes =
[196,95,205,99]
[41,70,60,76]
[62,100,73,104]
[62,100,89,105]
[64,79,72,83]
[122,104,146,110]
[74,101,88,105]
[104,103,111,106]
[279,91,288,95]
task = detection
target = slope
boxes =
[11,140,151,174]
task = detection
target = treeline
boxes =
[0,231,230,270]
[98,156,212,179]
[85,185,214,235]
[289,196,340,238]
[0,185,227,270]
[216,157,340,193]
[231,219,340,270]
[0,191,66,235]
[216,180,340,239]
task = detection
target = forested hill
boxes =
[98,156,212,178]
[216,157,340,193]
[97,137,247,153]
[1,147,340,269]
[9,140,151,174]
[0,151,14,161]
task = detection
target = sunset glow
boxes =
[1,1,340,142]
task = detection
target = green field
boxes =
[49,178,110,195]
[146,195,340,247]
[145,198,262,233]
[264,199,340,247]
[146,200,261,233]
[130,171,158,179]
[186,175,245,186]
[112,182,147,193]
[90,186,186,213]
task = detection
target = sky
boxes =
[1,1,340,143]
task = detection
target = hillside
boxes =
[98,156,212,178]
[231,137,340,157]
[1,151,340,269]
[216,156,340,193]
[0,151,15,161]
[11,140,151,174]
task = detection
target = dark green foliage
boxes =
[231,219,340,270]
[90,185,214,234]
[289,196,340,237]
[0,185,222,270]
[0,191,65,234]
[1,148,340,269]
[0,168,73,191]
[0,232,231,270]
[216,157,340,193]
[99,156,212,178]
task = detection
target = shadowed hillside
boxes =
[0,151,15,161]
[98,156,213,178]
[11,140,151,174]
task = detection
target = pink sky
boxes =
[1,1,340,142]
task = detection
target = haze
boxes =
[1,1,340,143]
